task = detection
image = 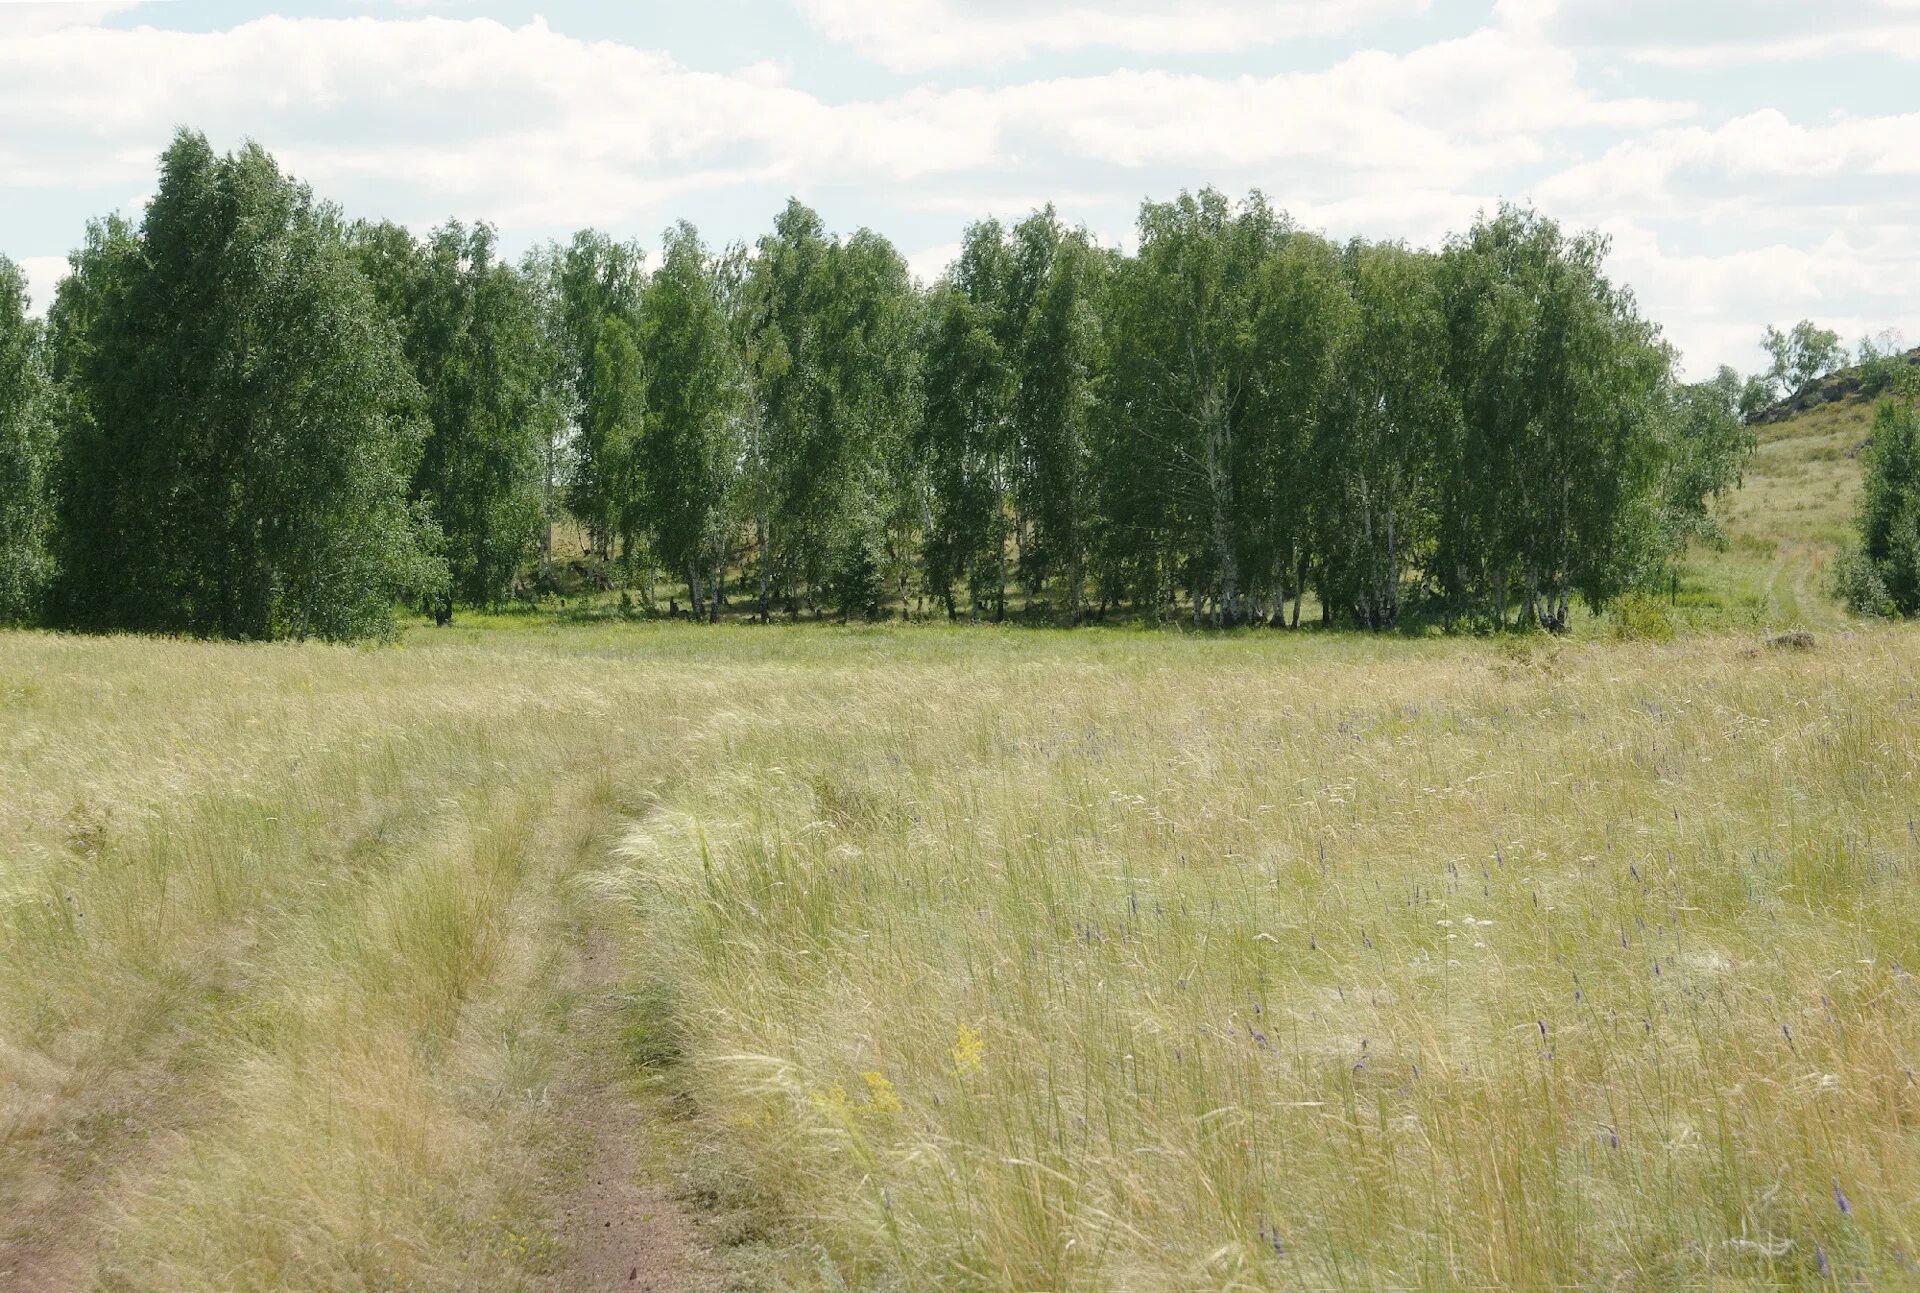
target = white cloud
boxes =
[903,240,960,286]
[1526,0,1920,68]
[790,0,1426,72]
[1,4,1909,374]
[1599,219,1920,379]
[0,13,1683,228]
[1525,110,1920,376]
[16,255,70,316]
[1629,22,1920,69]
[0,1,142,37]
[1533,110,1920,225]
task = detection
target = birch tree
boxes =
[49,131,437,640]
[0,257,55,622]
[640,221,741,622]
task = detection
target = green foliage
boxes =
[744,201,836,615]
[49,131,439,641]
[552,230,647,559]
[640,221,741,619]
[1763,319,1847,398]
[1313,239,1448,631]
[1012,217,1106,620]
[1855,328,1909,398]
[1737,372,1775,423]
[0,257,56,622]
[820,229,921,619]
[31,141,1744,638]
[918,222,1015,620]
[1102,189,1285,624]
[1437,206,1675,628]
[376,220,552,619]
[1607,591,1676,642]
[738,203,920,619]
[587,314,648,567]
[1833,544,1895,618]
[1661,369,1757,545]
[1838,394,1920,616]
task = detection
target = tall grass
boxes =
[4,619,1917,1288]
[602,628,1920,1288]
[0,632,693,1287]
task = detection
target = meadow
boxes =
[1674,397,1872,632]
[1,403,1916,1291]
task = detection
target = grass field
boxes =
[1676,399,1872,633]
[4,401,1917,1291]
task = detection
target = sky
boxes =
[3,0,1918,377]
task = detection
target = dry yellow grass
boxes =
[2,479,1917,1289]
[597,625,1920,1289]
[0,633,704,1288]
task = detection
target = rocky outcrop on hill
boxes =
[1752,347,1920,425]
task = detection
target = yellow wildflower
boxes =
[951,1021,984,1076]
[861,1070,901,1115]
[810,1082,852,1116]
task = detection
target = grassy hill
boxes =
[1680,394,1873,632]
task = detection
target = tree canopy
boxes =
[0,256,55,622]
[47,131,438,641]
[1762,320,1847,399]
[4,134,1760,639]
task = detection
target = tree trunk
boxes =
[1383,501,1399,629]
[1066,529,1083,626]
[757,514,771,624]
[996,528,1008,623]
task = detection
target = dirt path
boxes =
[0,1043,208,1290]
[550,933,722,1293]
[1,776,728,1292]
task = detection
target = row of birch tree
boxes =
[0,130,1752,638]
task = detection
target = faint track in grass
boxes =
[548,927,721,1293]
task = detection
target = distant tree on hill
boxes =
[1737,373,1776,424]
[0,256,56,622]
[1856,328,1909,398]
[1762,320,1847,398]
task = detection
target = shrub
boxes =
[1609,591,1676,642]
[1833,544,1894,618]
[1838,395,1920,617]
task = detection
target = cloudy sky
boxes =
[3,0,1917,375]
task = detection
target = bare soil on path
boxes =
[549,933,722,1293]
